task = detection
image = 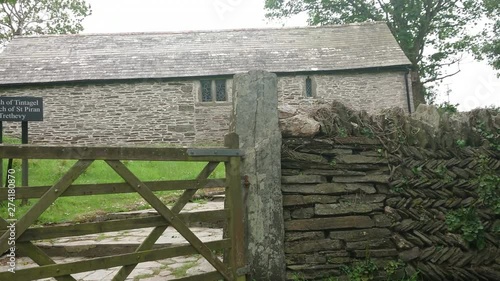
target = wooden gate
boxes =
[0,134,246,281]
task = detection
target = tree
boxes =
[0,0,91,46]
[264,0,485,106]
[474,0,499,75]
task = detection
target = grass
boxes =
[1,136,226,224]
[171,260,198,278]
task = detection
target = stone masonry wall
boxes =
[0,69,409,145]
[281,137,500,281]
[282,137,394,280]
[0,79,232,145]
[280,103,500,281]
[278,71,412,114]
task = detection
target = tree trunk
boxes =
[411,69,426,108]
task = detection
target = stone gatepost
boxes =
[230,70,286,280]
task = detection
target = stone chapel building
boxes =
[0,22,412,145]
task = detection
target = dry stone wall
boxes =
[281,104,500,281]
[282,137,397,280]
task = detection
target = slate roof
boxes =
[0,22,410,85]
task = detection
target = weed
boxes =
[456,139,466,148]
[435,165,453,183]
[437,102,459,115]
[384,260,405,279]
[133,273,155,280]
[337,127,348,137]
[290,272,307,281]
[410,166,423,177]
[341,259,378,281]
[476,155,500,214]
[474,121,500,151]
[361,127,374,138]
[171,261,197,278]
[446,207,485,250]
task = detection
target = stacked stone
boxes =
[388,145,500,281]
[281,136,500,280]
[282,137,396,280]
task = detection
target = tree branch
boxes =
[1,3,16,31]
[375,0,390,22]
[422,69,461,84]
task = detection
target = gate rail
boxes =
[0,133,246,281]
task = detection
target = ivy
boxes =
[445,207,486,250]
[476,155,500,214]
[474,121,500,151]
[445,120,500,248]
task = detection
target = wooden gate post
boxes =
[230,70,286,281]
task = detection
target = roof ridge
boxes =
[13,21,387,39]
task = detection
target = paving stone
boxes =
[139,277,167,281]
[159,270,174,277]
[0,201,226,281]
[171,255,199,263]
[167,262,190,270]
[128,268,154,279]
[186,258,215,275]
[135,261,163,269]
[84,269,115,280]
[71,271,92,279]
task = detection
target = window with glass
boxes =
[200,79,227,102]
[305,76,314,97]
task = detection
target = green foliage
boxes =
[339,258,419,281]
[444,128,499,249]
[445,207,486,249]
[1,135,20,144]
[410,166,425,180]
[456,139,467,148]
[471,0,499,75]
[474,121,500,151]
[383,260,420,281]
[0,0,92,46]
[437,102,459,115]
[361,127,375,138]
[476,155,500,214]
[435,165,453,183]
[390,176,410,194]
[400,273,420,281]
[341,259,378,281]
[290,273,307,281]
[384,260,405,279]
[337,126,348,137]
[265,0,486,102]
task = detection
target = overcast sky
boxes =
[82,0,499,111]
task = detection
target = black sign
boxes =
[0,97,44,121]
